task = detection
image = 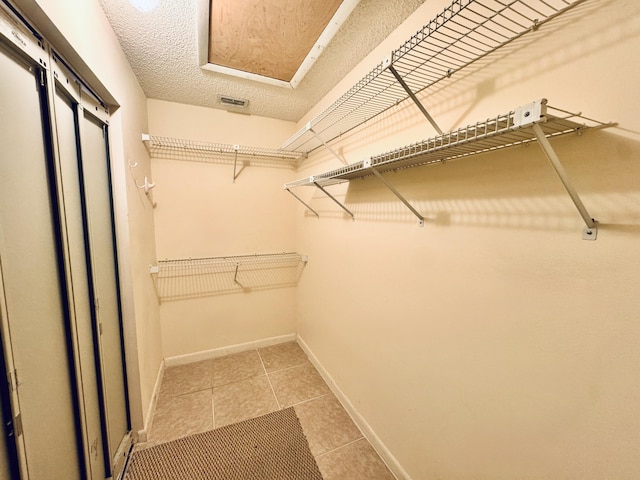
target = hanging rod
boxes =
[280,0,588,154]
[285,99,613,238]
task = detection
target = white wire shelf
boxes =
[280,0,587,154]
[143,135,306,179]
[285,99,613,239]
[150,252,308,302]
[285,100,609,188]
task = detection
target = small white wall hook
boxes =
[129,160,139,169]
[137,176,156,194]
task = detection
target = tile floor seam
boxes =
[267,360,311,375]
[314,436,366,460]
[255,348,268,375]
[211,371,265,390]
[287,391,332,408]
[211,392,216,430]
[257,350,282,410]
[169,386,211,398]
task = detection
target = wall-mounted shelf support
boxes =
[285,187,320,219]
[365,158,425,226]
[531,123,597,240]
[387,63,443,136]
[285,99,613,238]
[231,144,242,182]
[313,180,354,220]
[233,263,245,288]
[308,125,347,166]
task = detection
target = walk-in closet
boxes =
[0,0,638,479]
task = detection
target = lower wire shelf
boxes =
[150,252,308,302]
[284,98,613,239]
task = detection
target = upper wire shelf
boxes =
[144,134,306,168]
[285,100,611,188]
[280,0,587,154]
[150,252,308,302]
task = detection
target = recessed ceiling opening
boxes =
[197,0,360,89]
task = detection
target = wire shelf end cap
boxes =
[513,99,547,128]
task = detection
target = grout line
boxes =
[316,436,365,460]
[288,392,332,408]
[255,348,268,376]
[211,389,216,429]
[264,360,311,376]
[257,350,282,410]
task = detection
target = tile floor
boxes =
[138,341,396,479]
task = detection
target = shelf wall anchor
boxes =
[366,159,424,226]
[531,123,597,240]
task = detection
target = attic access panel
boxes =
[198,0,359,88]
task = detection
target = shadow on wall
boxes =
[300,130,640,234]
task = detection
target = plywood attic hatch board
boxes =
[202,0,356,88]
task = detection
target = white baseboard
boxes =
[137,359,165,444]
[163,333,297,367]
[297,335,412,480]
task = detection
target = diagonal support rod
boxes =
[232,145,240,182]
[314,182,355,220]
[367,162,424,226]
[532,123,597,238]
[388,64,443,135]
[285,187,320,219]
[309,127,348,165]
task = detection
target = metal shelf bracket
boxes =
[531,123,598,240]
[307,124,347,165]
[232,144,244,182]
[313,178,355,220]
[285,186,320,219]
[387,60,443,136]
[365,158,424,226]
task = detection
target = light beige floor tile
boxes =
[147,389,213,447]
[269,363,330,407]
[213,375,279,427]
[317,438,396,480]
[258,341,309,372]
[212,349,264,387]
[294,393,363,456]
[158,359,213,400]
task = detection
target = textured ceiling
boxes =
[98,0,427,122]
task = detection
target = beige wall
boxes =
[293,0,640,479]
[17,0,163,432]
[147,100,299,358]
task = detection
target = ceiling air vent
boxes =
[218,95,249,108]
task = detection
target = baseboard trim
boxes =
[137,359,165,444]
[297,335,412,480]
[164,333,297,367]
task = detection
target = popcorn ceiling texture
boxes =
[98,0,426,122]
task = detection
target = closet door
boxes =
[53,84,107,478]
[0,331,18,480]
[0,44,83,478]
[79,109,130,471]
